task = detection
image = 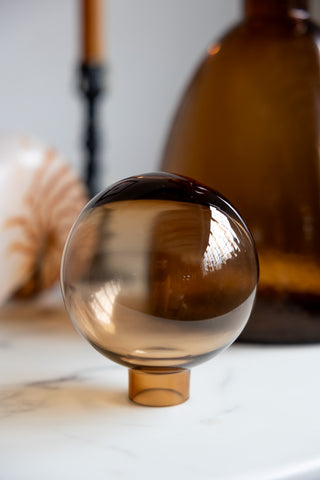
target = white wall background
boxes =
[0,1,319,186]
[0,0,240,185]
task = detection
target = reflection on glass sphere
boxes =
[61,173,258,406]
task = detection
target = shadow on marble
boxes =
[0,376,130,422]
[0,300,80,341]
[0,301,70,324]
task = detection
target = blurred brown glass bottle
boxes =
[160,0,320,342]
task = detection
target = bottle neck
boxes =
[245,0,309,19]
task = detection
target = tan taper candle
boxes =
[82,0,105,63]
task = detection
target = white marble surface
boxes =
[1,300,320,480]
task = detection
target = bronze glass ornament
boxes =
[61,173,258,406]
[161,0,320,342]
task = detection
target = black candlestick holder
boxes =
[79,62,105,197]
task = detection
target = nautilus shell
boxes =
[0,135,88,305]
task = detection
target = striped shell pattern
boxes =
[0,135,88,304]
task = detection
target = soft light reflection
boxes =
[89,281,121,332]
[202,206,240,273]
[23,149,43,169]
[207,43,221,57]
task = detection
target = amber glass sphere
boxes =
[61,173,258,406]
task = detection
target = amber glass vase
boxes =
[161,0,320,342]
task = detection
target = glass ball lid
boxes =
[61,173,258,406]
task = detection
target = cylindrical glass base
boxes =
[128,367,190,407]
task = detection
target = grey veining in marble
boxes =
[1,300,320,480]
